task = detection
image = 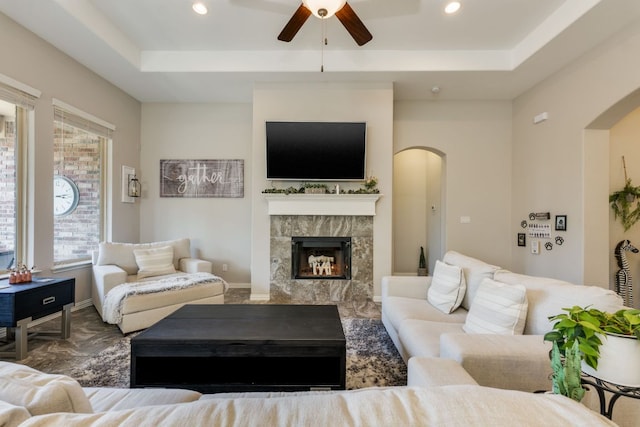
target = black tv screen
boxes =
[265,121,367,181]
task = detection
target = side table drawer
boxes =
[15,281,74,321]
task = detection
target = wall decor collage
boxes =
[518,212,567,253]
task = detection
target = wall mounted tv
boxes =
[265,121,367,181]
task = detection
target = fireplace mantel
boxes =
[264,194,381,216]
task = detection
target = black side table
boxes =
[581,373,640,419]
[0,277,75,360]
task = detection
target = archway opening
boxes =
[392,147,444,275]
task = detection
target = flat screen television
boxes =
[265,121,367,181]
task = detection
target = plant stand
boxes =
[581,373,640,420]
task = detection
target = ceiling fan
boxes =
[278,1,373,46]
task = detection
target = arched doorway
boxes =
[585,89,640,308]
[392,147,444,275]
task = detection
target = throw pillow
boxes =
[96,242,139,275]
[463,278,528,335]
[427,260,466,314]
[0,361,93,415]
[134,245,177,279]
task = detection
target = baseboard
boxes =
[227,282,251,289]
[250,292,270,301]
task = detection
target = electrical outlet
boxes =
[222,263,228,272]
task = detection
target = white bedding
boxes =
[102,272,227,324]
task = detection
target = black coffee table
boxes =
[130,304,346,393]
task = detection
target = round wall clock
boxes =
[54,175,80,216]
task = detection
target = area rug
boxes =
[68,318,407,390]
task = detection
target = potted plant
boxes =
[544,306,640,400]
[417,246,428,276]
[610,178,640,231]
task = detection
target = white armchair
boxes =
[91,238,225,333]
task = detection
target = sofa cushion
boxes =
[0,401,31,427]
[493,270,625,335]
[407,357,478,387]
[439,334,553,392]
[0,362,93,415]
[428,260,466,314]
[463,278,528,335]
[442,251,500,310]
[84,387,201,412]
[15,386,619,427]
[96,238,191,274]
[399,319,465,359]
[133,246,177,279]
[383,296,468,334]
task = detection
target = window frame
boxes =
[52,99,113,268]
[0,74,40,275]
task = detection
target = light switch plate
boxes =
[531,240,540,254]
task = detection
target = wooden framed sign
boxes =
[160,159,244,198]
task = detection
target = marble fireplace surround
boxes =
[266,194,380,303]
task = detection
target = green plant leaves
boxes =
[545,306,639,372]
[610,179,640,231]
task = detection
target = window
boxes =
[0,75,38,275]
[0,100,18,272]
[53,100,113,266]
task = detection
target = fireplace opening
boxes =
[291,237,351,280]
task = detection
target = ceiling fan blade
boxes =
[335,2,372,46]
[278,4,312,42]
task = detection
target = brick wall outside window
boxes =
[0,124,16,269]
[53,122,102,264]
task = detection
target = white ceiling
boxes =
[1,0,640,103]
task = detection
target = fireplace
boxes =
[269,214,374,303]
[291,236,351,280]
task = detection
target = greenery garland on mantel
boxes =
[262,177,380,195]
[610,157,640,231]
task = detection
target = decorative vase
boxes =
[305,187,325,194]
[581,333,640,387]
[418,246,427,276]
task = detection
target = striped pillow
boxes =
[463,278,528,335]
[427,260,466,314]
[134,246,176,279]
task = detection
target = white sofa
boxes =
[91,238,227,333]
[0,361,617,427]
[382,250,638,426]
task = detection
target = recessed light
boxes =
[444,1,461,15]
[192,2,208,15]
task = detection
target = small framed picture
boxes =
[517,233,526,247]
[555,215,567,231]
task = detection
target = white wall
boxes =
[251,82,394,300]
[512,22,640,287]
[609,107,640,307]
[140,103,253,284]
[426,151,443,273]
[393,149,442,275]
[393,101,513,269]
[393,149,428,274]
[1,12,140,303]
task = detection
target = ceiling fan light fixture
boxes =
[444,1,461,15]
[192,2,208,15]
[303,0,347,19]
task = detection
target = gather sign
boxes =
[160,159,244,198]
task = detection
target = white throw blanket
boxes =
[102,272,227,324]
